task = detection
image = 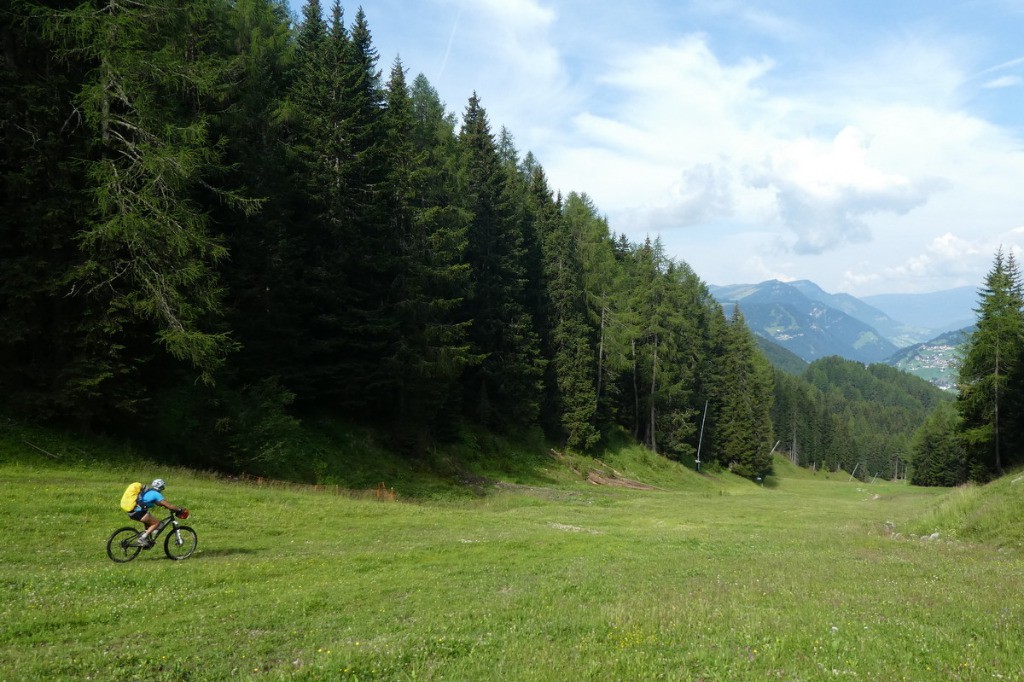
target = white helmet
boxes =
[151,478,166,491]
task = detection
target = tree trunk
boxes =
[631,338,639,440]
[595,306,605,408]
[648,333,657,453]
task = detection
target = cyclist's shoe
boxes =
[137,537,154,549]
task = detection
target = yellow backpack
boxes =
[120,482,144,512]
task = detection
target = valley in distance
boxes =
[708,280,978,391]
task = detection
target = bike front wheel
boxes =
[106,527,143,563]
[164,525,198,560]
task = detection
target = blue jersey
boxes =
[136,489,164,512]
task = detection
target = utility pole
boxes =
[695,400,708,472]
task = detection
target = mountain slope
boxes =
[861,286,976,333]
[711,280,899,363]
[788,280,932,346]
[755,335,808,375]
[885,327,972,391]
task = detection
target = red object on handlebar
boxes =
[178,508,190,519]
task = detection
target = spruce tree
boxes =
[286,0,393,408]
[536,171,599,450]
[715,306,775,478]
[381,61,473,449]
[211,0,302,391]
[0,0,132,424]
[457,93,545,429]
[957,248,1024,478]
[911,402,967,486]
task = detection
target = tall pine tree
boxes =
[380,62,473,449]
[715,305,775,478]
[536,171,599,450]
[957,248,1024,479]
[457,94,545,430]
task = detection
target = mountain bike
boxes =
[106,508,197,562]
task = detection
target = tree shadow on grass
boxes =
[193,547,259,559]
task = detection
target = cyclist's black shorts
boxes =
[128,508,147,521]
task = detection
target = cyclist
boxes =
[128,478,185,547]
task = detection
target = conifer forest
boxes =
[2,0,1015,485]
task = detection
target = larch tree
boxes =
[45,0,254,384]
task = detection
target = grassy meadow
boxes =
[2,429,1024,680]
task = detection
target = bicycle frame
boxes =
[108,509,195,562]
[148,511,183,542]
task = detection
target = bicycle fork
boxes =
[167,522,186,547]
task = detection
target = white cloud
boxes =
[689,0,804,42]
[876,232,987,282]
[748,127,940,254]
[743,254,797,284]
[845,230,1019,295]
[983,75,1023,89]
[974,55,1024,77]
[549,35,782,224]
[559,34,950,256]
[433,0,570,137]
[928,233,980,260]
[330,0,1024,296]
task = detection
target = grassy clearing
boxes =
[905,468,1024,550]
[2,432,1024,680]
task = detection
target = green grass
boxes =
[905,469,1024,550]
[2,429,1024,680]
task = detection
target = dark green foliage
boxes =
[212,0,302,390]
[379,59,474,450]
[780,356,950,479]
[0,0,128,423]
[5,0,892,481]
[910,402,967,486]
[536,177,599,450]
[756,336,808,376]
[771,371,827,468]
[457,94,545,430]
[956,249,1024,479]
[58,0,247,376]
[715,307,774,479]
[2,0,260,432]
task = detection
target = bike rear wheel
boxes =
[164,525,197,560]
[106,527,143,563]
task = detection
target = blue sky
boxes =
[287,0,1024,296]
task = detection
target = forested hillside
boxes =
[771,357,951,480]
[916,250,1024,485]
[2,0,779,479]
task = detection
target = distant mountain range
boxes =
[709,280,977,389]
[860,287,977,333]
